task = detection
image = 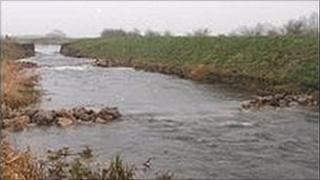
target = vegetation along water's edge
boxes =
[0,40,173,180]
[1,40,39,110]
[60,35,319,108]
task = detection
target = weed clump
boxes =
[0,138,45,180]
[1,141,173,180]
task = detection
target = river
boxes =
[11,45,319,179]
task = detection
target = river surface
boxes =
[11,45,319,179]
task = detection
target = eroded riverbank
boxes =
[8,45,319,179]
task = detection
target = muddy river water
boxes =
[11,45,319,179]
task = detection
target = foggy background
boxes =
[1,1,318,37]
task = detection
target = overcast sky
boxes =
[1,1,318,37]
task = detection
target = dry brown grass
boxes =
[1,41,34,60]
[0,137,174,180]
[1,60,40,109]
[0,136,45,180]
[188,64,214,80]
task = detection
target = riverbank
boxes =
[0,42,173,179]
[1,40,35,60]
[1,40,38,110]
[60,35,319,96]
[0,40,39,179]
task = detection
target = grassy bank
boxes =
[0,41,173,180]
[61,35,318,94]
[1,40,39,109]
[1,40,35,60]
[12,37,74,45]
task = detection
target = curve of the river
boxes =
[11,45,319,179]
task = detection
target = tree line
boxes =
[100,12,318,38]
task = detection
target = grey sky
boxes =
[1,1,318,37]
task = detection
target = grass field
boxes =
[61,35,319,94]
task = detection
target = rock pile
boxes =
[19,61,39,68]
[94,59,112,67]
[93,58,133,68]
[241,93,318,109]
[1,106,121,132]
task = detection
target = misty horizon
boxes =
[1,1,319,37]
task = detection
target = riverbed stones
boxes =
[95,117,109,124]
[241,93,319,110]
[98,107,121,120]
[32,109,57,126]
[56,109,76,121]
[72,107,96,122]
[94,59,111,67]
[2,106,122,131]
[57,117,73,127]
[19,61,38,68]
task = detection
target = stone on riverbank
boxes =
[72,107,96,122]
[19,61,39,68]
[98,107,121,120]
[32,109,57,126]
[1,106,122,132]
[57,117,73,127]
[241,93,318,110]
[94,59,112,67]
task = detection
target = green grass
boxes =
[61,35,319,94]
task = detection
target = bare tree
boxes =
[163,30,173,37]
[192,28,211,37]
[235,23,273,37]
[144,29,161,37]
[229,12,319,37]
[235,25,256,37]
[101,29,127,37]
[283,12,319,35]
[304,12,319,34]
[263,23,283,36]
[283,19,305,35]
[126,28,142,37]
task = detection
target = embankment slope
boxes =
[1,40,38,109]
[60,35,319,95]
